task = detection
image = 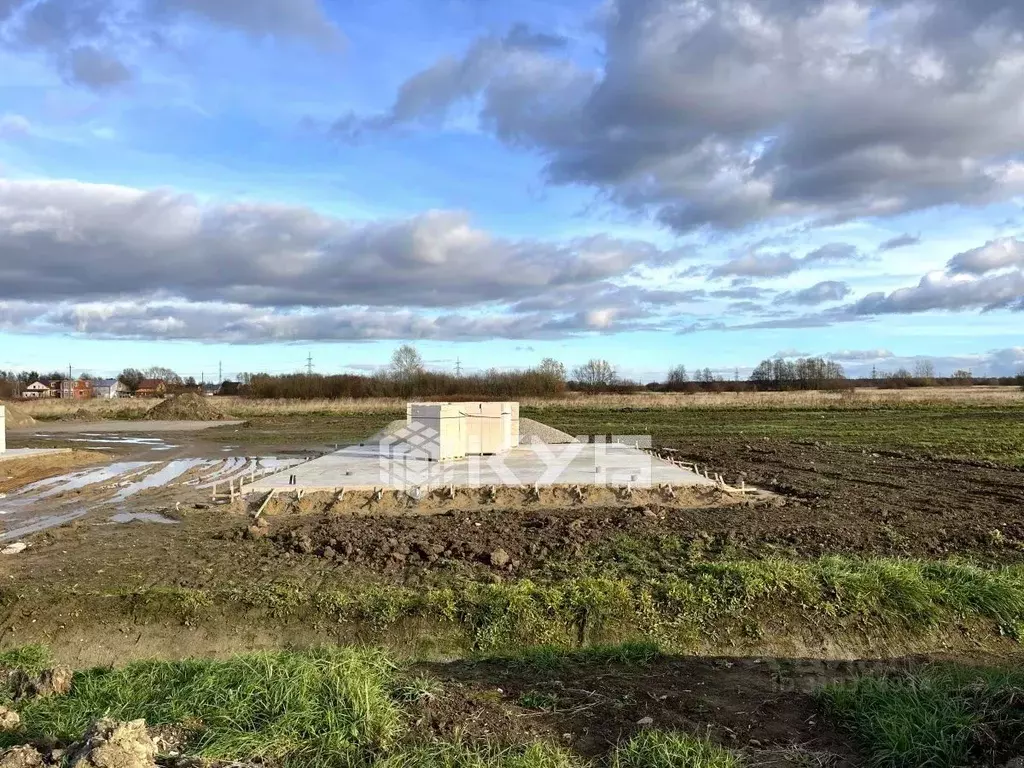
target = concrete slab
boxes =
[247,442,715,493]
[0,448,72,463]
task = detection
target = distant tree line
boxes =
[3,347,1023,401]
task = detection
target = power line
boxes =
[306,352,314,375]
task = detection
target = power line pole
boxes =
[455,357,462,376]
[218,361,222,383]
[306,352,314,375]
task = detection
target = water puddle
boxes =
[0,509,87,542]
[27,462,156,501]
[108,459,208,503]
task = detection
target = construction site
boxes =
[1,391,1023,768]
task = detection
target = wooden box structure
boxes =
[407,403,466,461]
[405,401,518,458]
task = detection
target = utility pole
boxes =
[455,357,462,376]
[218,361,222,384]
[306,352,314,375]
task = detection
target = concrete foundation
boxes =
[0,448,73,463]
[247,442,716,493]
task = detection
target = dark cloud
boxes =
[774,280,851,306]
[946,238,1024,275]
[351,0,1024,232]
[503,23,567,51]
[0,0,342,86]
[878,234,921,252]
[65,45,131,88]
[0,179,679,317]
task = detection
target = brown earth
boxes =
[405,653,919,765]
[266,437,1024,574]
[144,394,227,421]
[0,404,35,429]
[0,452,106,495]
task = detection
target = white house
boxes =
[22,380,54,399]
[93,379,129,399]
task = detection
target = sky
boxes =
[0,0,1022,383]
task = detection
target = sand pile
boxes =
[144,393,228,421]
[0,402,36,428]
[519,417,577,444]
[366,416,577,445]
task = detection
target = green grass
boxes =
[820,665,1024,768]
[376,741,585,768]
[3,647,402,768]
[610,730,741,768]
[16,557,1024,656]
[0,645,52,677]
[526,405,1024,466]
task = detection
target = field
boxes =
[1,391,1024,766]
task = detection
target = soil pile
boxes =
[144,393,228,421]
[0,403,35,428]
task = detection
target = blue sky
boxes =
[0,0,1022,382]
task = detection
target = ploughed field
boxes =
[1,398,1023,767]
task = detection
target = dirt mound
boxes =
[0,403,35,428]
[144,393,227,421]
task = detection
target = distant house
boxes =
[94,379,129,399]
[136,378,166,398]
[61,378,94,400]
[22,380,54,399]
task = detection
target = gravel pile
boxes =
[144,393,228,421]
[365,416,577,445]
[519,417,578,444]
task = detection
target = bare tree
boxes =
[118,368,145,393]
[537,357,566,381]
[389,344,425,380]
[913,359,936,384]
[951,369,973,383]
[667,364,688,385]
[573,359,617,388]
[145,366,182,385]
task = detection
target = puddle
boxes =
[26,462,156,501]
[108,459,209,503]
[108,512,178,524]
[0,510,88,542]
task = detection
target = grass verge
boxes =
[820,664,1024,768]
[2,647,401,767]
[8,557,1023,656]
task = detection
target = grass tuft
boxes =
[478,641,662,671]
[819,664,1024,768]
[4,647,402,767]
[376,741,585,768]
[0,645,53,677]
[610,730,741,768]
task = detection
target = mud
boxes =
[262,437,1024,573]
